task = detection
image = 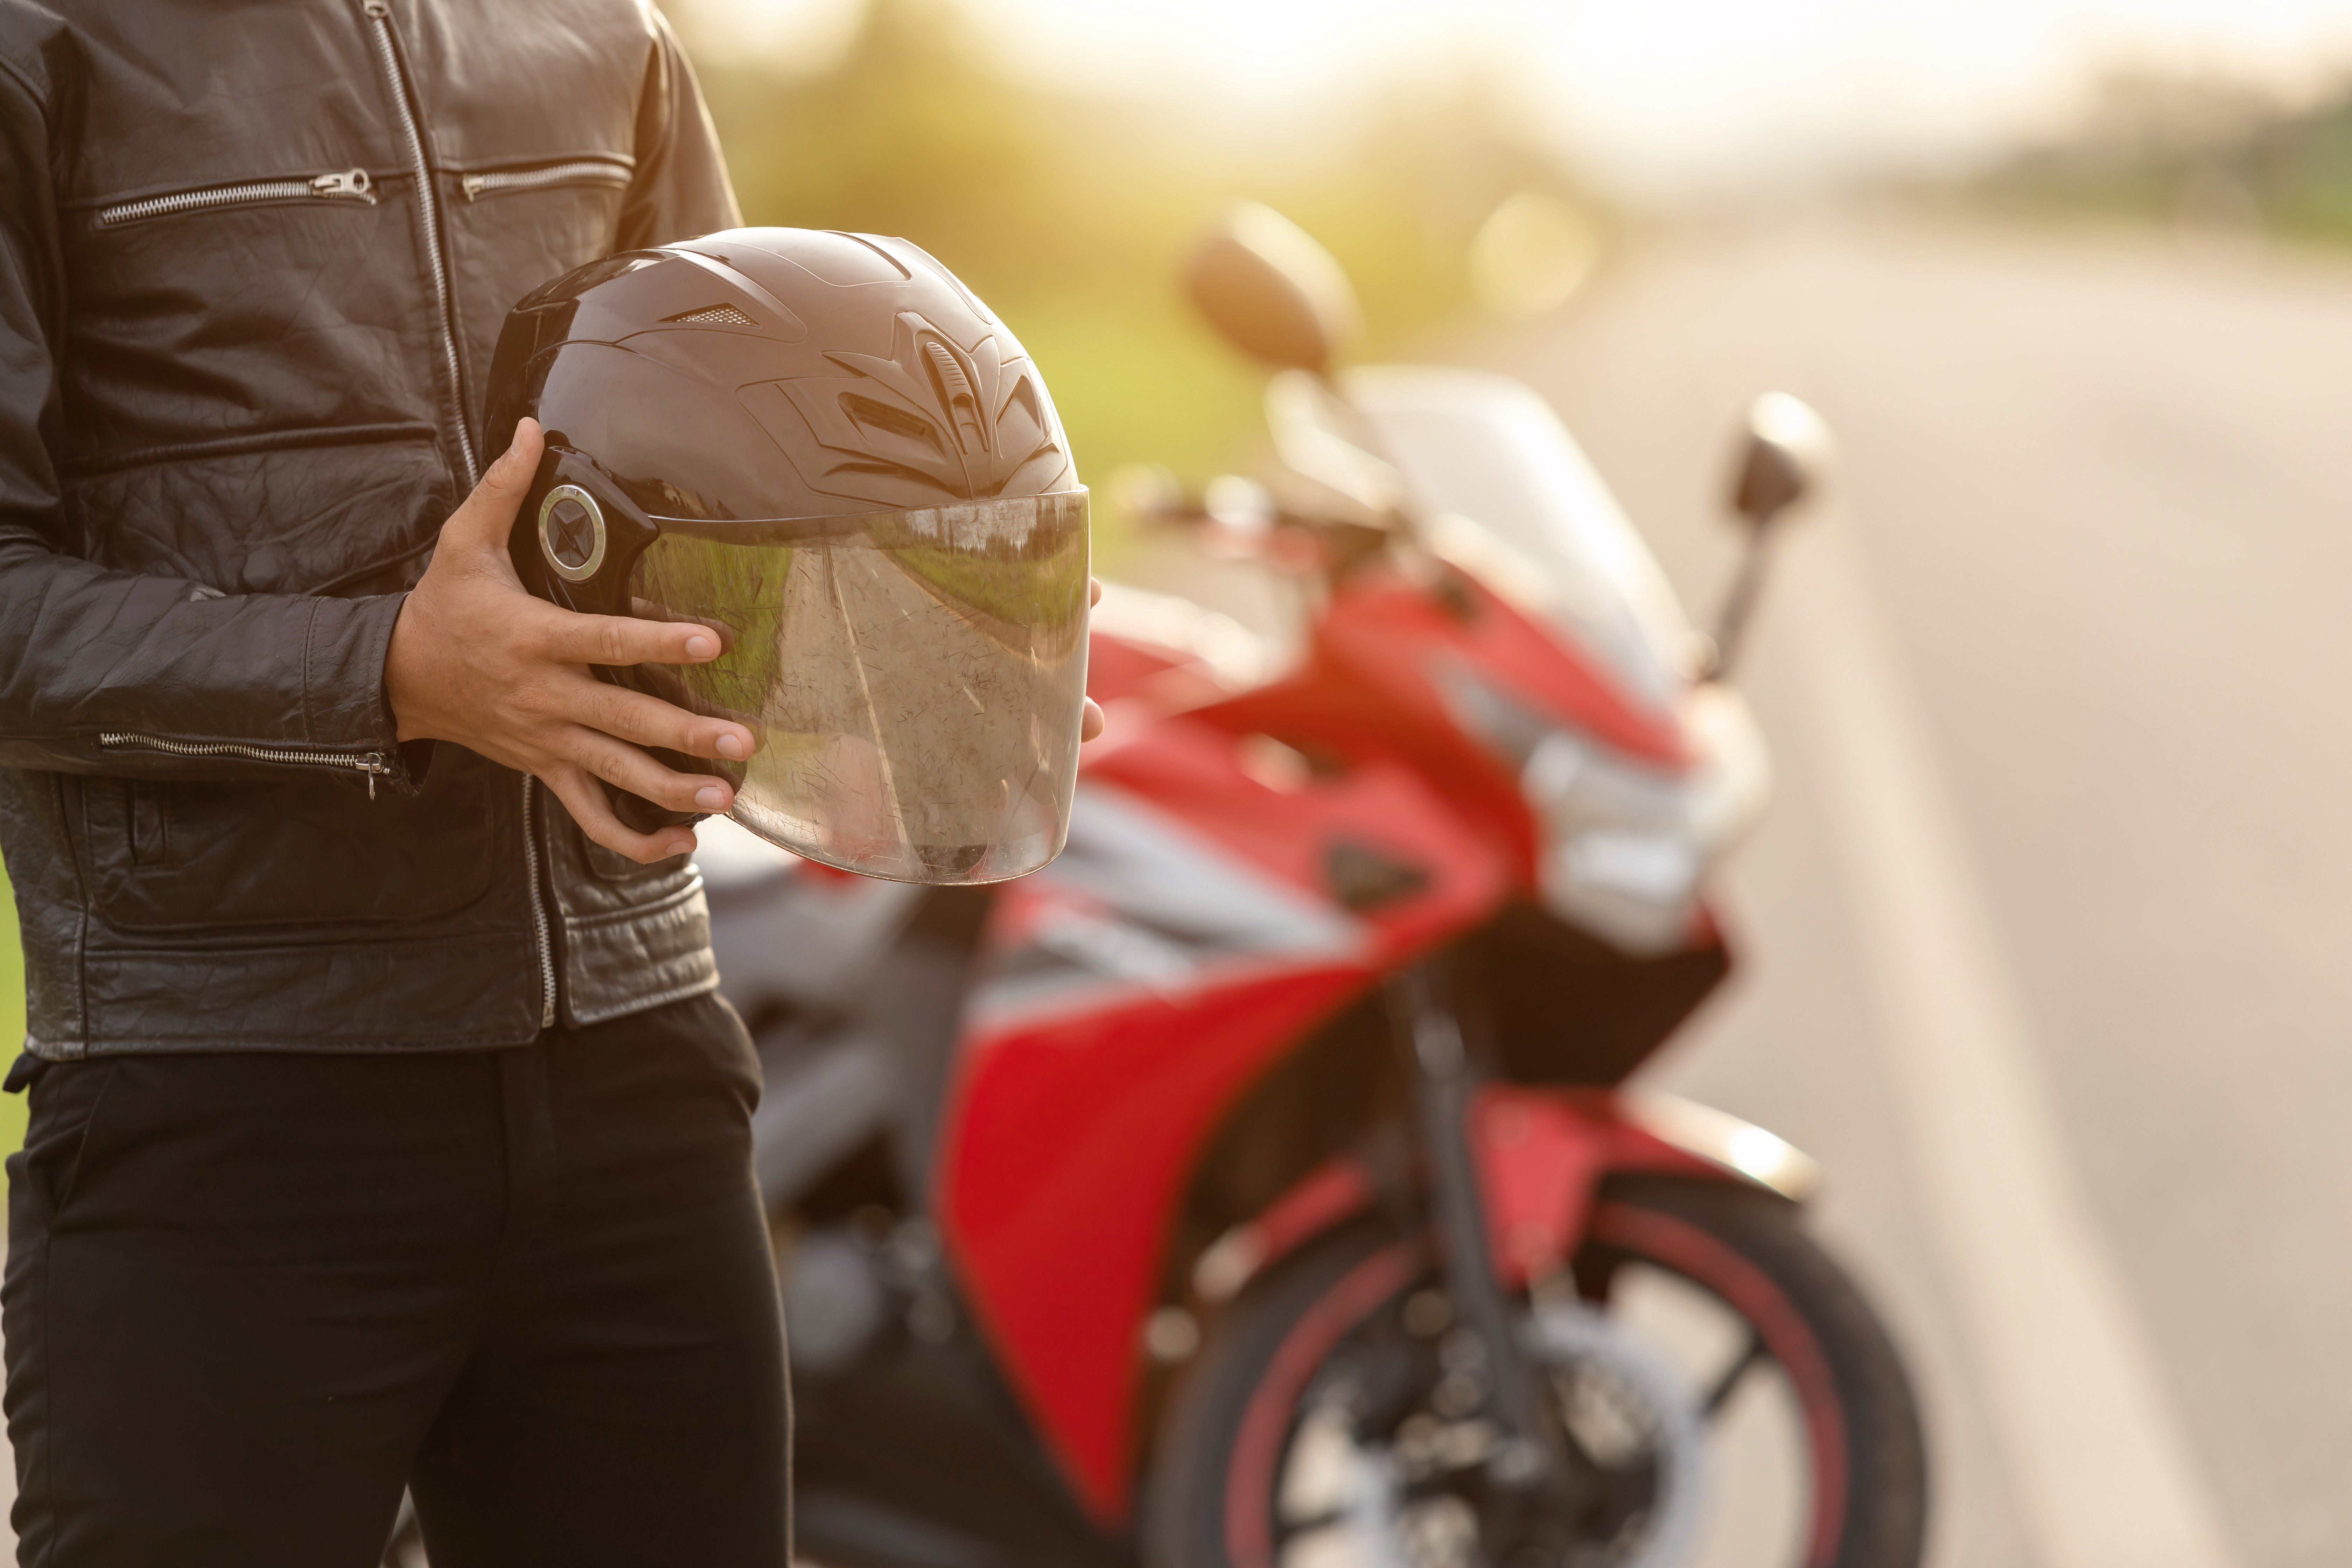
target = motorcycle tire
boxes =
[1143,1178,1927,1568]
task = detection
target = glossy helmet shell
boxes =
[479,231,1086,853]
[484,226,1075,606]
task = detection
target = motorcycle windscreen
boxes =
[625,490,1090,884]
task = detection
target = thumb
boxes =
[440,418,545,554]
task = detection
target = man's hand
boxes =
[386,419,749,863]
[387,420,1108,866]
[1082,582,1104,742]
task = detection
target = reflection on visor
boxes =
[625,489,1090,884]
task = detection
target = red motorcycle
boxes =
[705,209,1928,1568]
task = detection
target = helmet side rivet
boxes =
[538,485,607,582]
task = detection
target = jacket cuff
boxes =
[313,590,422,793]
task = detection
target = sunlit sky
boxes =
[675,0,2352,200]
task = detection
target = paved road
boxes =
[1464,215,2352,1568]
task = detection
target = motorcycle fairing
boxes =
[1196,570,1694,921]
[1318,568,1688,767]
[941,719,1511,1521]
[964,781,1365,1038]
[946,965,1371,1523]
[1079,710,1511,953]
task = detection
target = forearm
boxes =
[0,63,398,786]
[0,539,409,786]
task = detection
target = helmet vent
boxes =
[840,394,946,459]
[666,303,756,328]
[923,340,989,455]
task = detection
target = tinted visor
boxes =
[626,489,1090,884]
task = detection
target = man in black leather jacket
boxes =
[0,3,795,1561]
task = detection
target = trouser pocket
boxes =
[7,1060,119,1227]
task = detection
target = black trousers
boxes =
[1,994,790,1567]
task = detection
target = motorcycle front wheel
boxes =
[1143,1179,1927,1568]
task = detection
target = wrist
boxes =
[382,590,429,744]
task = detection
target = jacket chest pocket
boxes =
[89,169,379,230]
[77,777,495,932]
[456,159,632,204]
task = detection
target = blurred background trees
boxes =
[682,0,1606,515]
[1976,68,2352,240]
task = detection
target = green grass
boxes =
[998,284,1279,579]
[1007,287,1271,490]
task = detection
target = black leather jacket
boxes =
[0,0,742,1056]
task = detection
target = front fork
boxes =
[1389,960,1590,1503]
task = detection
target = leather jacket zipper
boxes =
[97,733,393,799]
[519,777,557,1029]
[360,0,481,489]
[363,3,552,1027]
[95,170,376,230]
[462,161,631,201]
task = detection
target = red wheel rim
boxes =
[1590,1202,1852,1568]
[1217,1205,1852,1568]
[1223,1243,1422,1568]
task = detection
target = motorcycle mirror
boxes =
[1729,391,1834,529]
[1184,204,1362,375]
[1710,392,1835,679]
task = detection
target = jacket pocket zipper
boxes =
[461,161,631,201]
[95,170,376,230]
[98,733,394,799]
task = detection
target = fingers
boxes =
[1081,695,1105,742]
[439,418,545,555]
[630,597,739,655]
[628,662,766,734]
[531,600,736,680]
[541,763,700,865]
[553,723,738,815]
[551,672,755,763]
[1090,576,1103,608]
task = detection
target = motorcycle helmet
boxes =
[482,228,1090,886]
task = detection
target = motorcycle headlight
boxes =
[1525,684,1770,953]
[1445,667,1770,953]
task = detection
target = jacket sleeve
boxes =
[0,51,410,789]
[616,7,744,251]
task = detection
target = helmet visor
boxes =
[624,489,1090,884]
